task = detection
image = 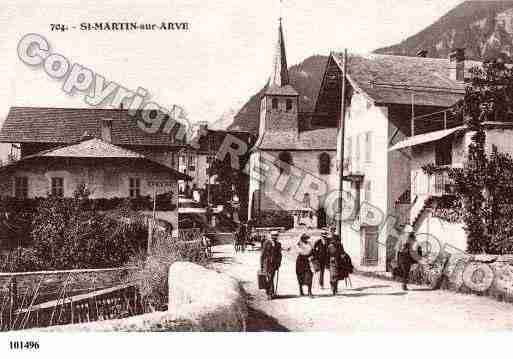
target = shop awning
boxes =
[388,126,465,152]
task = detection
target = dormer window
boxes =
[286,99,293,112]
[272,98,279,110]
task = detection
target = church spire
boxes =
[269,18,290,87]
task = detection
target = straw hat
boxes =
[403,224,414,233]
[270,231,279,239]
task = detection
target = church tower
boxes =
[258,19,299,138]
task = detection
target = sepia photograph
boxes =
[0,0,513,356]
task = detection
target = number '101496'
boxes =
[10,341,40,350]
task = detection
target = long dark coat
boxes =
[260,239,282,276]
[296,241,313,286]
[327,240,343,284]
[397,234,421,273]
[236,225,247,245]
[313,238,328,266]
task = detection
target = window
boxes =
[278,151,293,174]
[435,137,452,166]
[272,98,279,110]
[346,137,352,171]
[365,131,372,163]
[364,180,372,203]
[14,177,28,199]
[129,178,141,198]
[51,177,64,197]
[303,193,311,208]
[319,152,331,175]
[286,99,293,112]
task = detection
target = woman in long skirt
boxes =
[296,233,313,297]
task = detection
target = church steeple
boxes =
[269,19,290,87]
[265,18,298,96]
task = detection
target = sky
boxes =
[0,0,464,157]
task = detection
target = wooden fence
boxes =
[0,267,143,331]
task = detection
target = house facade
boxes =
[180,126,255,192]
[0,137,189,200]
[248,20,338,229]
[315,49,478,271]
[389,122,513,252]
[0,107,189,231]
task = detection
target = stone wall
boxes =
[33,262,247,332]
[410,252,513,303]
[167,262,247,331]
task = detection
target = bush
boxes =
[7,195,149,272]
[127,233,208,311]
[0,194,177,213]
[0,247,44,272]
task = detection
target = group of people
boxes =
[259,229,354,300]
[259,224,422,299]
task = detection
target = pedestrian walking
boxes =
[327,234,344,295]
[313,231,329,289]
[239,222,247,252]
[339,243,354,288]
[192,183,200,203]
[296,233,314,297]
[260,231,282,300]
[396,225,422,291]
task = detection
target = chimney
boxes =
[449,48,465,82]
[101,118,113,143]
[416,50,428,58]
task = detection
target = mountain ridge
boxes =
[226,1,513,134]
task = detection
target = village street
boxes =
[210,241,513,332]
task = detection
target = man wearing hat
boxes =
[397,224,421,291]
[313,231,329,289]
[260,231,282,299]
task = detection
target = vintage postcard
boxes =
[0,0,512,356]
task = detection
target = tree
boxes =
[439,59,513,254]
[207,145,251,222]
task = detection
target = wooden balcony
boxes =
[412,167,455,197]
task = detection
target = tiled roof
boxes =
[33,137,146,158]
[0,107,186,146]
[331,53,476,107]
[264,84,298,96]
[0,137,191,180]
[257,127,338,150]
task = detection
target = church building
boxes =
[247,19,339,229]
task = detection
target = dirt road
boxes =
[210,244,513,332]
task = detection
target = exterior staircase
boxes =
[411,195,437,231]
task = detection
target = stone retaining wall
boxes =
[168,262,247,331]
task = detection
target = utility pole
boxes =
[148,184,157,255]
[411,93,415,136]
[337,49,348,238]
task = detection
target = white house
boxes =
[316,49,479,271]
